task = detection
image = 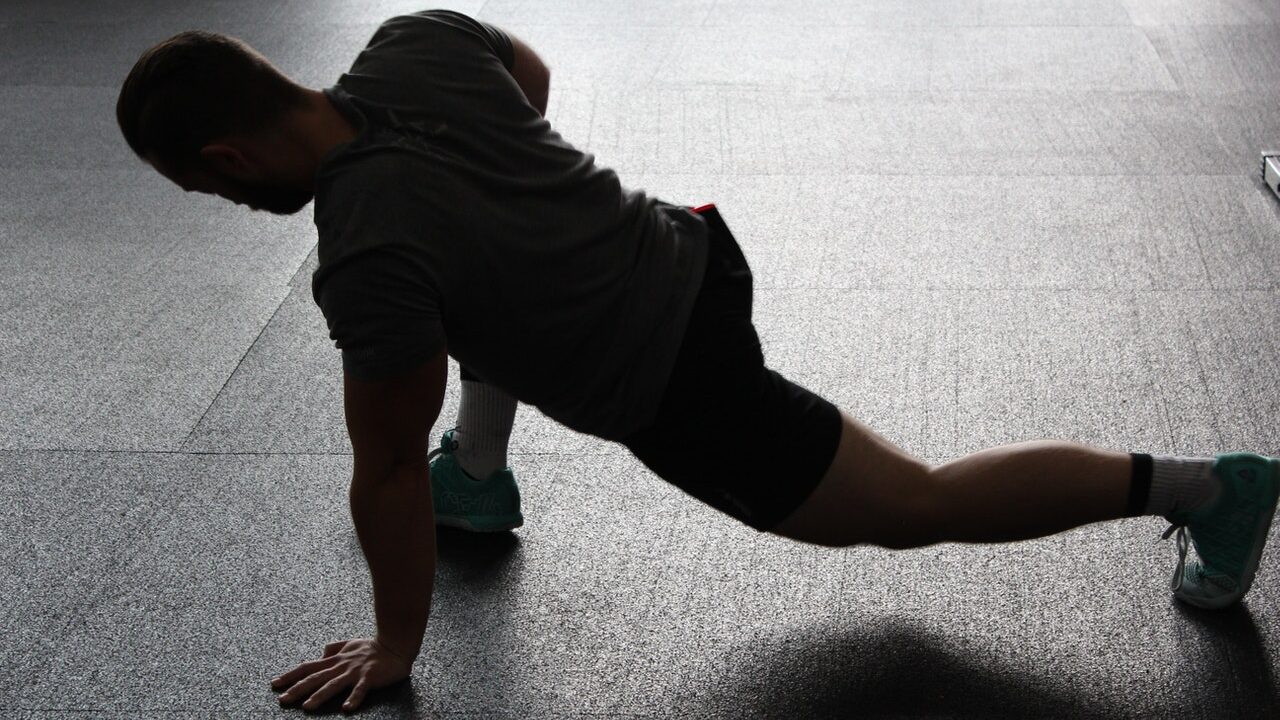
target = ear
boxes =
[199,143,252,178]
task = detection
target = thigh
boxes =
[623,203,844,532]
[621,234,841,528]
[767,411,935,547]
[624,367,843,532]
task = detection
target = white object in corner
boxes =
[1262,152,1280,202]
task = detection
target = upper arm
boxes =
[503,31,549,114]
[408,9,536,74]
[367,10,547,115]
[507,31,548,80]
[344,350,448,479]
[311,216,448,477]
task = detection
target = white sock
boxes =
[454,379,517,481]
[1145,455,1222,517]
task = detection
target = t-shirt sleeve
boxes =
[413,9,515,70]
[313,246,446,382]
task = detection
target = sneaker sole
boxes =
[1177,457,1280,610]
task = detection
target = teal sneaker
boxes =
[1160,452,1280,609]
[427,429,523,532]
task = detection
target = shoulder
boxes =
[362,10,513,66]
[319,142,434,193]
[312,147,452,274]
[316,147,440,227]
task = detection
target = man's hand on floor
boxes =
[271,637,412,713]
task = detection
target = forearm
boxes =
[349,462,436,662]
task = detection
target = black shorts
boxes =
[619,204,844,532]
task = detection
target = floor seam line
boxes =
[177,287,294,451]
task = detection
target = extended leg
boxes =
[770,411,1131,548]
[928,438,1130,544]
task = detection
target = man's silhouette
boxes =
[117,9,1280,713]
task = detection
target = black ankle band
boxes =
[1126,453,1153,517]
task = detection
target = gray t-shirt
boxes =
[311,9,709,440]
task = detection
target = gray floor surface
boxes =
[3,0,1280,717]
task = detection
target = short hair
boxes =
[116,31,308,172]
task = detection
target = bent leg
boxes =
[769,411,1131,548]
[454,365,517,478]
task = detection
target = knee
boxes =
[858,463,946,549]
[786,463,942,550]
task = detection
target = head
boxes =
[117,31,317,214]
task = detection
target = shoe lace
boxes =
[426,426,461,464]
[1160,523,1191,593]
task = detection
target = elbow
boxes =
[536,79,550,116]
[528,69,550,116]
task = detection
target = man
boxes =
[116,9,1279,714]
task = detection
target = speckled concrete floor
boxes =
[3,1,1280,718]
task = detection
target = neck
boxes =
[291,88,359,173]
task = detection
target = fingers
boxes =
[271,657,333,691]
[269,638,403,714]
[277,666,343,707]
[272,639,350,690]
[303,671,356,712]
[344,678,371,714]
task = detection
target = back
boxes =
[311,10,710,440]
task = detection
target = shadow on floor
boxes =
[681,606,1278,719]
